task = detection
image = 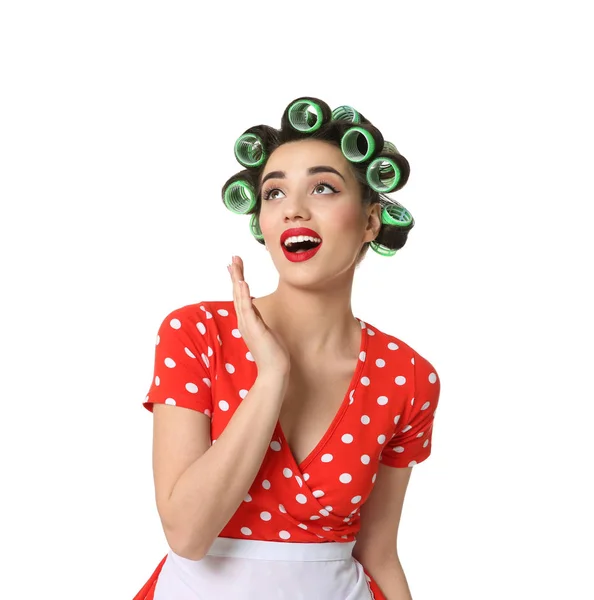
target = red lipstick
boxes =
[280,227,323,263]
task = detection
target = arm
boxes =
[354,346,440,598]
[352,464,414,599]
[154,372,288,560]
[362,555,413,600]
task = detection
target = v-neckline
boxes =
[276,318,369,473]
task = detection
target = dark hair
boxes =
[221,97,415,265]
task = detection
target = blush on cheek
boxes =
[332,205,363,241]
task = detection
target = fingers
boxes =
[234,257,251,324]
[233,255,245,281]
[229,255,248,327]
[230,256,262,334]
[228,256,242,322]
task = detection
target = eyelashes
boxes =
[262,180,340,201]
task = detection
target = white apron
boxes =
[153,536,375,599]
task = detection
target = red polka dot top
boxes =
[143,299,440,547]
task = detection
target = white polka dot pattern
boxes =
[141,300,440,551]
[142,308,214,416]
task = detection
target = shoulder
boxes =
[363,318,437,370]
[155,300,236,349]
[361,318,416,365]
[161,299,235,326]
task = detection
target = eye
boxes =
[262,187,285,201]
[313,182,339,195]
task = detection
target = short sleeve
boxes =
[380,349,441,468]
[142,304,214,417]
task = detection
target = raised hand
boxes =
[228,256,291,377]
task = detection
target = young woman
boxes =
[133,97,441,600]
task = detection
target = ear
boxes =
[363,203,382,243]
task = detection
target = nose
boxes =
[282,190,311,222]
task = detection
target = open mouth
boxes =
[283,238,322,253]
[280,228,323,262]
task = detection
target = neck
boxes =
[252,275,360,358]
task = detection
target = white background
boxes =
[1,1,592,599]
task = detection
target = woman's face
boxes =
[258,139,380,286]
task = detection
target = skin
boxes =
[244,138,382,360]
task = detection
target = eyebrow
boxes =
[261,165,346,186]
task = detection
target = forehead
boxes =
[264,139,348,172]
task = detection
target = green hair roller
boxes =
[331,105,361,124]
[341,126,376,163]
[223,180,257,215]
[234,133,267,168]
[370,241,397,257]
[366,157,402,193]
[382,141,399,154]
[288,99,324,133]
[249,213,264,240]
[381,203,413,227]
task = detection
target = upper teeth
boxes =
[284,235,321,246]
